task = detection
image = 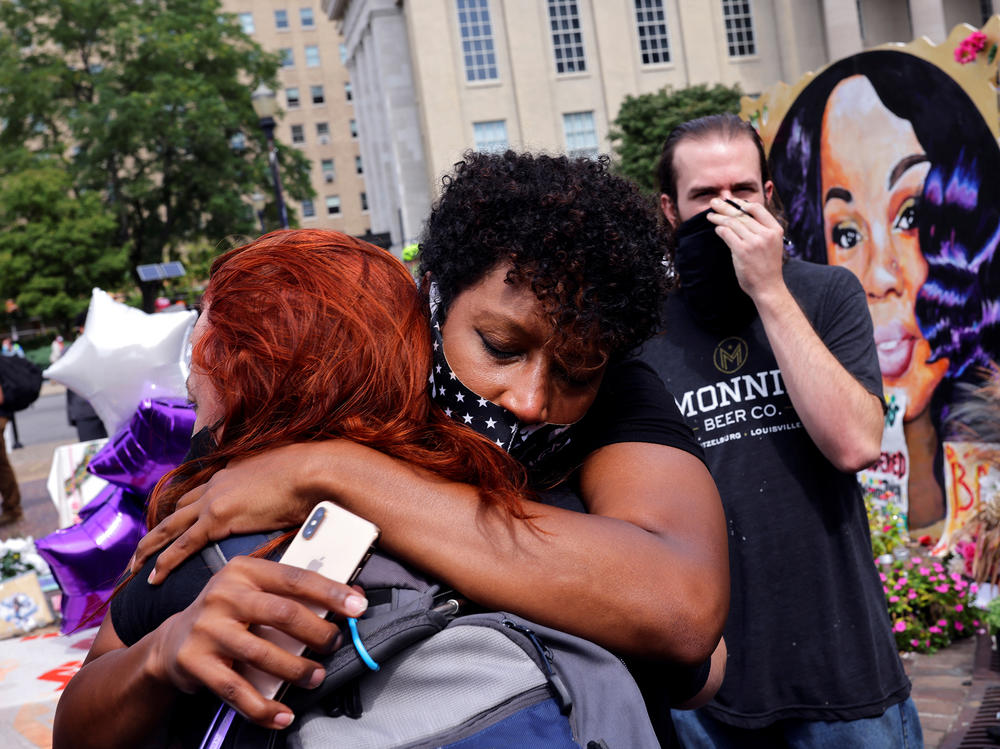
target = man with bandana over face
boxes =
[639,114,920,747]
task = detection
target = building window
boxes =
[548,1,586,74]
[326,195,341,216]
[305,45,320,67]
[291,124,305,144]
[321,158,335,182]
[311,84,325,104]
[280,47,294,67]
[301,198,316,218]
[349,119,357,138]
[316,121,330,143]
[339,43,348,63]
[355,155,363,174]
[238,12,254,34]
[634,0,670,65]
[286,87,300,108]
[300,7,315,28]
[456,0,499,82]
[473,119,507,153]
[361,192,369,212]
[345,81,353,101]
[275,9,289,30]
[563,111,598,158]
[722,0,756,57]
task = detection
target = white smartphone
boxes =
[239,501,380,701]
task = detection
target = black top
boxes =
[639,258,910,728]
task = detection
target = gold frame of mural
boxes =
[740,16,1000,153]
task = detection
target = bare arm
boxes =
[54,558,361,749]
[137,440,728,664]
[709,198,883,472]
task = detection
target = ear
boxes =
[764,180,774,204]
[418,271,433,296]
[660,194,679,227]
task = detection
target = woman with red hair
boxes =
[55,230,535,747]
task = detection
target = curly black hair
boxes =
[418,150,672,365]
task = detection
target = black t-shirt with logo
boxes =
[639,258,910,728]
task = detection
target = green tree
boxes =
[0,151,126,325]
[609,83,744,194]
[0,0,314,310]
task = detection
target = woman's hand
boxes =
[132,443,328,583]
[147,555,366,729]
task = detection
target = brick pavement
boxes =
[904,635,978,747]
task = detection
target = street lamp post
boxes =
[251,83,289,230]
[250,191,267,234]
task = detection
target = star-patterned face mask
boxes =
[427,284,579,472]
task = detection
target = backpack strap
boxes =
[199,531,288,573]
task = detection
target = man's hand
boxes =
[707,197,785,301]
[131,443,327,584]
[147,555,364,729]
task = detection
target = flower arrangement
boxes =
[882,554,984,653]
[955,30,991,64]
[0,537,50,581]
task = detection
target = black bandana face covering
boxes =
[674,208,758,333]
[427,284,577,470]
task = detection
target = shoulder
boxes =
[110,546,215,646]
[783,258,868,318]
[581,356,705,462]
[783,257,861,292]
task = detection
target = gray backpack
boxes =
[200,543,661,749]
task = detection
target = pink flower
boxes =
[938,619,948,627]
[955,603,964,612]
[907,589,917,600]
[894,620,906,632]
[883,586,889,595]
[935,584,950,593]
[929,626,941,634]
[955,33,988,64]
[974,620,981,627]
[971,583,980,594]
[919,567,930,576]
[956,44,978,63]
[889,595,900,603]
[933,563,945,573]
[956,621,965,631]
[879,572,887,582]
[911,638,920,647]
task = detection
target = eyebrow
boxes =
[887,153,929,190]
[824,186,852,205]
[686,181,758,198]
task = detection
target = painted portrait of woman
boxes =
[769,49,1000,530]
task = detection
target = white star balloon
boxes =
[44,289,196,436]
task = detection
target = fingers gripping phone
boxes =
[239,501,380,700]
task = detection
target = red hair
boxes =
[147,229,531,531]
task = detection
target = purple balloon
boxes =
[88,397,196,496]
[36,487,147,633]
[76,482,120,523]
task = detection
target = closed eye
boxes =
[478,331,519,360]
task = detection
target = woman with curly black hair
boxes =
[130,151,729,734]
